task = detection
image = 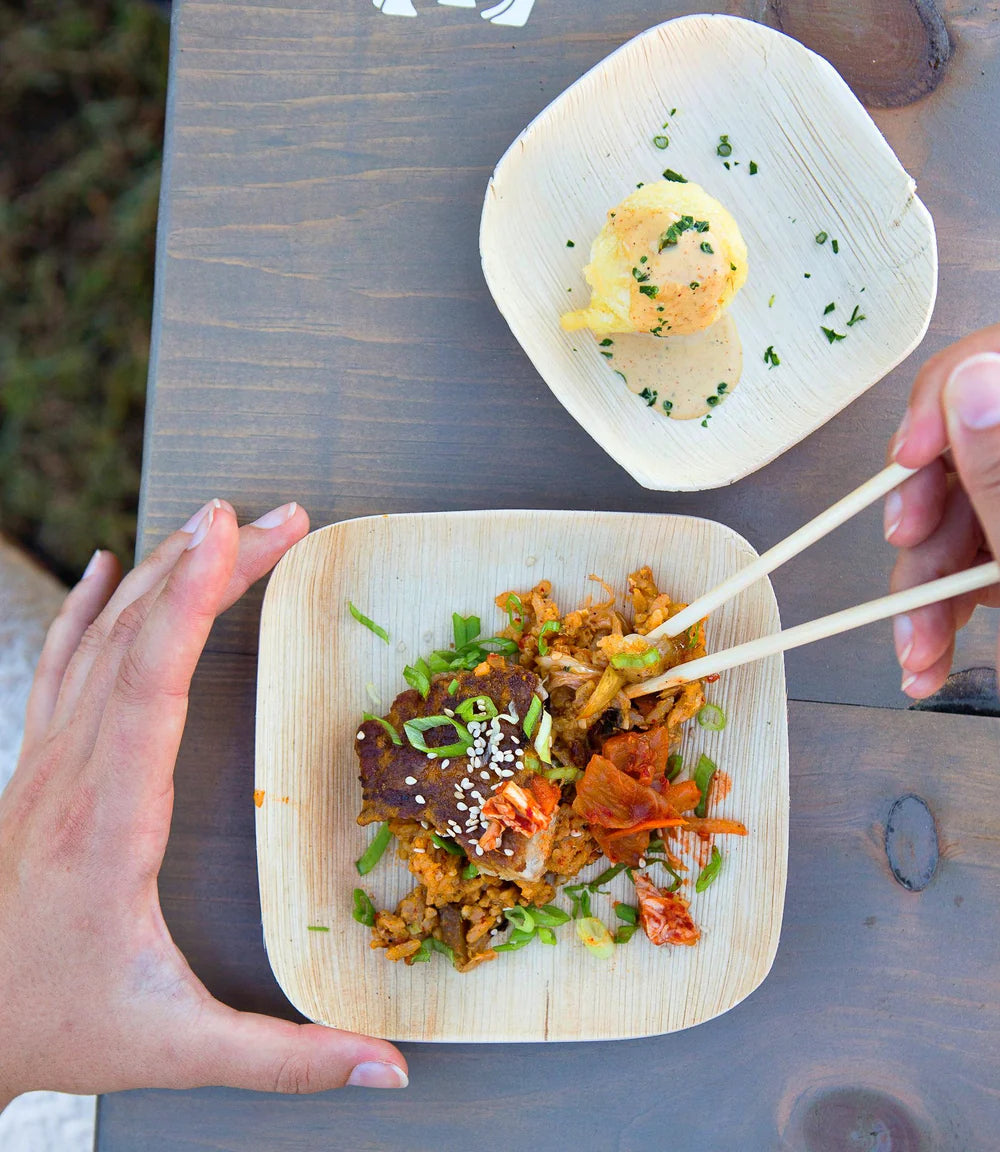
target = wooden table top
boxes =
[98,1,1000,1146]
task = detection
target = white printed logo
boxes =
[372,0,536,28]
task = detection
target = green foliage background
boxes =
[0,0,168,582]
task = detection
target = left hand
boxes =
[0,499,408,1108]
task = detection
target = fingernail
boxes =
[82,550,103,580]
[883,491,903,541]
[891,408,911,460]
[182,499,221,534]
[944,352,1000,430]
[186,499,221,551]
[901,670,918,694]
[250,502,297,529]
[893,614,914,666]
[347,1062,408,1089]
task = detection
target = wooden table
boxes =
[98,1,1000,1147]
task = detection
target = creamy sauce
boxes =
[608,314,742,420]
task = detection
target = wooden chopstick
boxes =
[648,461,917,641]
[628,560,1000,695]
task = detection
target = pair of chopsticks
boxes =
[629,461,1000,696]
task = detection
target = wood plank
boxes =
[98,680,1000,1148]
[137,0,1000,708]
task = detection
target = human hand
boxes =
[885,324,1000,698]
[0,500,408,1109]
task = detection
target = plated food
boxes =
[352,569,747,972]
[480,14,936,488]
[255,510,788,1041]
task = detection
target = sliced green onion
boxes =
[462,862,479,880]
[543,765,582,783]
[847,304,865,327]
[447,677,460,694]
[695,845,724,893]
[494,927,535,953]
[563,883,592,919]
[455,695,499,722]
[427,651,452,674]
[504,593,524,632]
[662,168,687,183]
[533,708,553,764]
[402,662,431,699]
[532,904,571,927]
[307,925,330,932]
[576,916,615,958]
[716,134,732,157]
[352,888,376,926]
[610,646,660,669]
[822,326,846,344]
[477,636,520,656]
[410,939,433,962]
[666,753,683,781]
[693,753,717,818]
[430,832,465,856]
[700,241,714,254]
[538,927,558,946]
[504,906,536,932]
[361,712,402,745]
[523,695,543,739]
[815,231,828,244]
[589,861,630,891]
[697,703,726,731]
[831,238,840,254]
[614,924,640,944]
[652,134,669,149]
[452,613,481,649]
[645,855,684,891]
[748,160,758,174]
[615,903,639,925]
[537,620,560,656]
[403,715,473,758]
[348,601,390,644]
[355,823,393,875]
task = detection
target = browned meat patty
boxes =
[355,661,556,881]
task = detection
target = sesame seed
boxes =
[475,845,484,856]
[510,736,520,746]
[639,857,647,867]
[404,776,417,785]
[504,849,514,857]
[421,821,430,829]
[426,752,436,760]
[461,778,472,788]
[415,795,425,804]
[441,759,450,769]
[412,847,425,853]
[570,830,582,838]
[443,708,455,717]
[356,731,365,740]
[480,771,490,781]
[456,802,468,811]
[471,790,484,802]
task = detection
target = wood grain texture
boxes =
[136,0,1000,709]
[481,14,936,490]
[101,693,1000,1149]
[255,510,787,1040]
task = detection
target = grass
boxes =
[0,0,168,583]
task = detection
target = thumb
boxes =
[185,1001,408,1093]
[944,351,1000,559]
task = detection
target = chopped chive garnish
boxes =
[504,593,524,632]
[748,160,758,174]
[615,903,639,925]
[653,134,669,149]
[614,370,628,385]
[695,846,724,893]
[638,284,659,298]
[403,714,473,758]
[824,302,836,315]
[730,262,737,272]
[666,753,683,781]
[352,888,376,926]
[716,134,732,157]
[662,168,687,182]
[804,272,812,278]
[348,601,390,644]
[693,753,717,818]
[847,305,865,326]
[670,107,677,115]
[599,337,614,346]
[537,620,560,656]
[430,832,465,856]
[822,326,847,343]
[638,387,658,407]
[662,399,673,413]
[697,703,726,730]
[717,382,728,393]
[355,823,392,875]
[599,351,613,359]
[361,712,402,745]
[566,240,575,247]
[523,694,543,739]
[589,861,630,890]
[632,265,650,283]
[700,241,714,254]
[831,238,840,254]
[815,231,828,244]
[455,695,499,722]
[723,161,730,169]
[768,294,775,308]
[308,924,331,932]
[706,395,719,407]
[689,281,700,290]
[763,345,781,368]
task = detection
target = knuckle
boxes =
[272,1053,320,1095]
[113,645,162,708]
